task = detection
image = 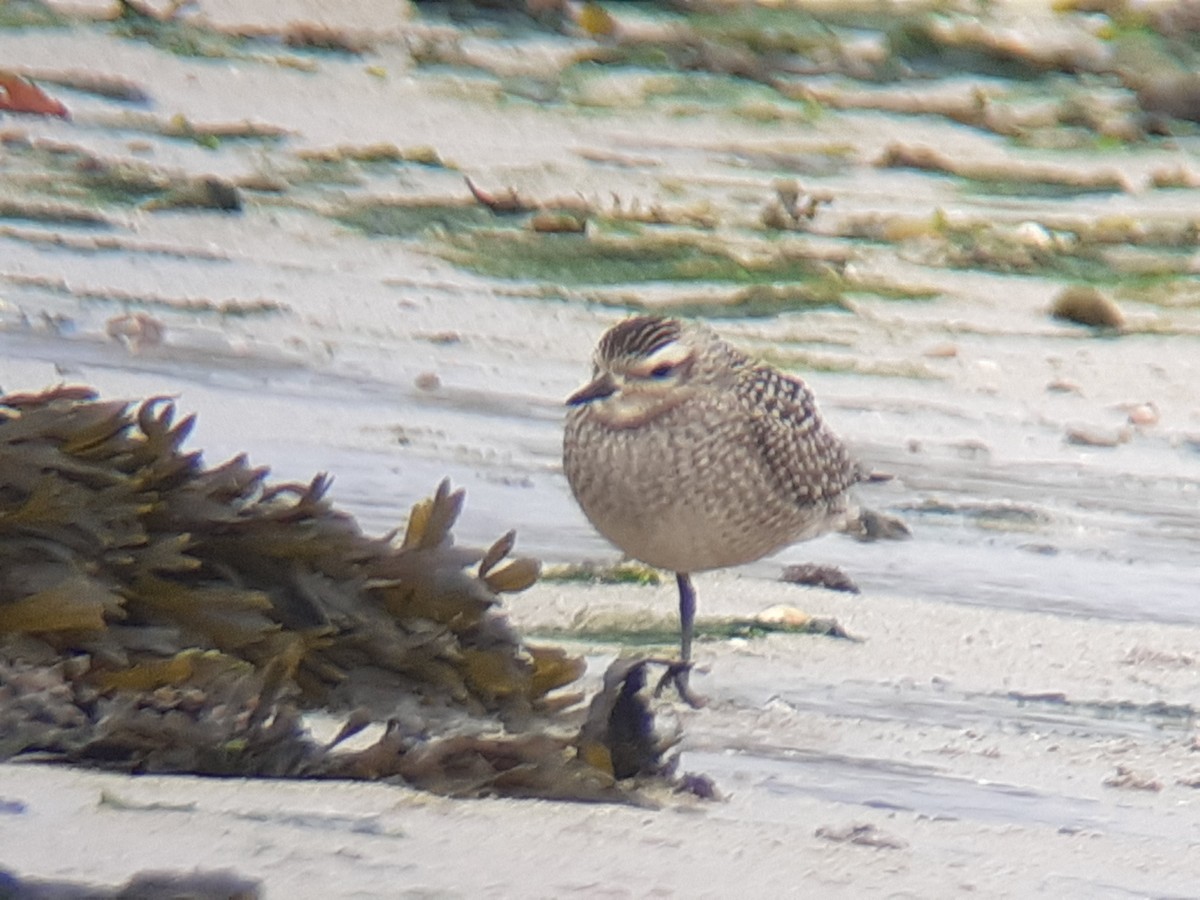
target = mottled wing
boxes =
[740,366,860,508]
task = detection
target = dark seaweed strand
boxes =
[598,316,682,364]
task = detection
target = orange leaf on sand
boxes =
[0,71,69,118]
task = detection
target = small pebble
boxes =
[1065,423,1131,447]
[923,343,958,359]
[1046,378,1082,395]
[1118,401,1159,427]
[1050,286,1124,329]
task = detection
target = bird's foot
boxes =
[653,659,707,709]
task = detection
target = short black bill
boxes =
[566,374,617,406]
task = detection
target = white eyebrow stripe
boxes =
[639,342,691,368]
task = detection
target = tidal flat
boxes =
[2,0,1200,895]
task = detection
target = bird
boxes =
[562,315,865,705]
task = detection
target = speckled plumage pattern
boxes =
[563,316,860,576]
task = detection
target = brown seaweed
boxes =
[0,386,671,801]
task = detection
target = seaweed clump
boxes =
[0,386,671,800]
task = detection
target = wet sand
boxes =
[3,0,1200,895]
[6,577,1200,897]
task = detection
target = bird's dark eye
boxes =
[649,364,675,379]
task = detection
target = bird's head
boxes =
[566,316,739,428]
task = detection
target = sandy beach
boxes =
[6,577,1200,897]
[3,0,1200,895]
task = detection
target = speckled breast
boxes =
[564,399,844,574]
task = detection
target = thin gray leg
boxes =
[657,572,703,707]
[677,572,695,662]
